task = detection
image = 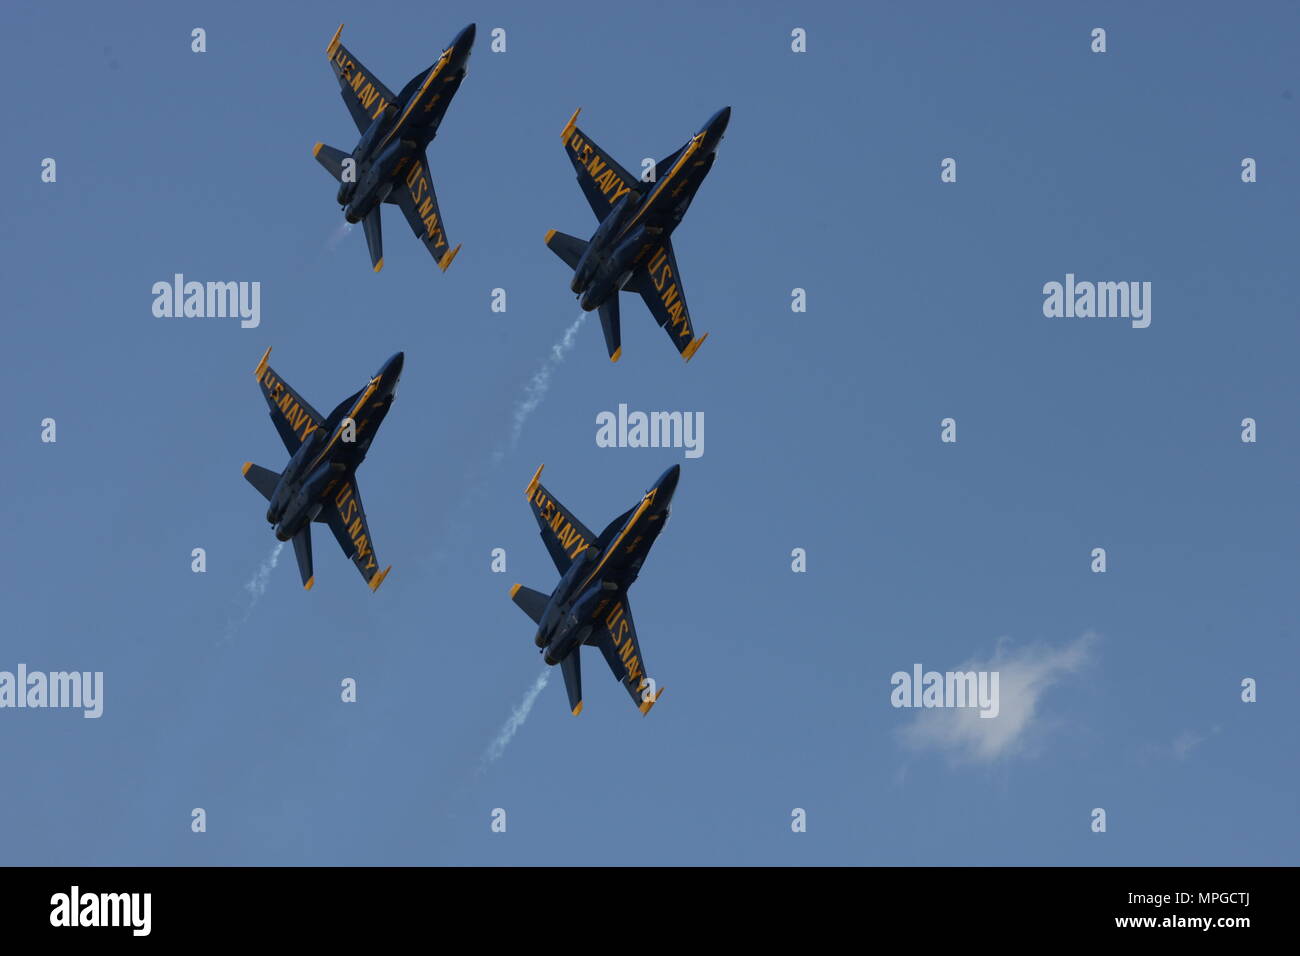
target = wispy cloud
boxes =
[479,668,551,772]
[1172,730,1205,760]
[898,631,1098,763]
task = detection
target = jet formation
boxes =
[314,23,476,273]
[545,107,731,362]
[510,465,679,715]
[242,348,402,592]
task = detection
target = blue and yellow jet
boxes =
[545,107,731,362]
[510,465,679,716]
[313,23,475,273]
[242,348,401,592]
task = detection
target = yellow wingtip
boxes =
[254,346,272,379]
[373,257,384,273]
[572,701,583,716]
[610,347,622,363]
[524,464,544,500]
[509,583,521,598]
[241,462,252,476]
[681,332,708,362]
[312,142,323,157]
[304,576,315,591]
[639,687,664,715]
[437,244,461,272]
[369,566,392,592]
[327,24,344,57]
[544,228,557,244]
[561,107,581,142]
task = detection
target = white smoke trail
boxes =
[327,221,353,251]
[245,541,285,601]
[491,312,589,466]
[219,542,285,645]
[479,668,551,771]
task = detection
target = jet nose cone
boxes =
[456,23,477,51]
[655,463,681,501]
[708,106,732,137]
[382,351,405,381]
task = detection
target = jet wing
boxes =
[390,153,461,271]
[317,475,392,591]
[628,240,708,361]
[253,348,326,455]
[524,465,597,575]
[326,25,398,134]
[588,596,664,715]
[560,109,644,220]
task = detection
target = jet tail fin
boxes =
[312,143,351,182]
[292,525,315,591]
[242,462,281,501]
[544,229,588,270]
[509,583,550,625]
[598,298,622,362]
[560,651,583,716]
[362,207,384,272]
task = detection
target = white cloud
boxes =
[1172,730,1205,760]
[897,631,1098,763]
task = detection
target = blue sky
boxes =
[3,0,1297,865]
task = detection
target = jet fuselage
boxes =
[337,24,475,224]
[266,352,404,541]
[571,108,730,312]
[533,465,679,665]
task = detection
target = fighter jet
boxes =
[544,106,731,362]
[313,23,475,273]
[509,464,679,715]
[241,347,402,592]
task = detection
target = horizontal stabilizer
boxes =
[544,230,588,270]
[242,462,281,501]
[312,142,351,182]
[509,583,551,624]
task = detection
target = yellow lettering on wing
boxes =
[533,490,590,560]
[644,247,691,333]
